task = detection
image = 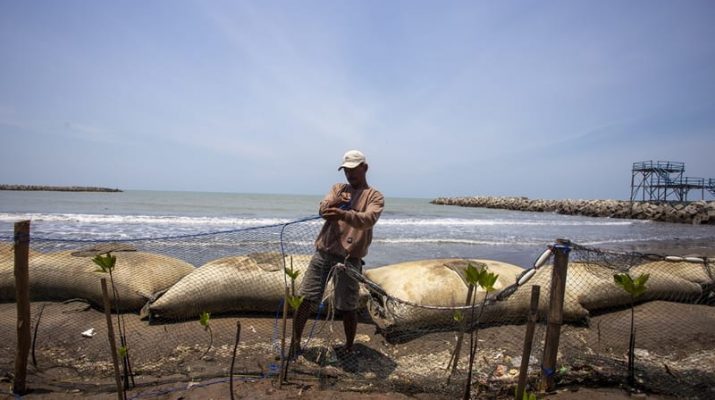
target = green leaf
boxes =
[199,311,210,329]
[614,272,648,298]
[453,310,464,322]
[92,253,116,273]
[632,273,649,298]
[287,295,304,311]
[613,274,625,286]
[284,267,301,281]
[635,273,650,287]
[625,279,636,294]
[118,346,127,359]
[479,271,499,292]
[614,273,633,293]
[465,263,481,286]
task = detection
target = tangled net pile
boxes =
[1,216,714,399]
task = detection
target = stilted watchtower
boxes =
[631,161,714,202]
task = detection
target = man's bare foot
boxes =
[334,344,357,356]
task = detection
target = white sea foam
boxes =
[0,211,644,228]
[378,217,637,227]
[581,237,673,246]
[0,212,293,227]
[376,238,544,246]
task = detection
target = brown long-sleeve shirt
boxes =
[315,183,384,259]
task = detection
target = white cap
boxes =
[338,150,366,170]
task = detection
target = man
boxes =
[291,150,384,356]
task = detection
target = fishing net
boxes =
[1,217,714,399]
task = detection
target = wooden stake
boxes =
[447,284,474,379]
[229,320,242,400]
[13,220,31,395]
[516,285,541,399]
[540,240,571,392]
[101,278,124,400]
[279,286,290,385]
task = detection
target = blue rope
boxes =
[541,365,555,377]
[279,217,291,287]
[272,298,285,355]
[305,301,325,348]
[553,239,572,254]
[553,243,572,255]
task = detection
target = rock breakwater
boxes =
[430,196,715,225]
[0,184,121,192]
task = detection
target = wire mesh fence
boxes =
[1,218,714,399]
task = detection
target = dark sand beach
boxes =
[4,302,712,399]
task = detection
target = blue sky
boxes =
[1,0,714,200]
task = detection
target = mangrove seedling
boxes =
[464,263,499,400]
[283,257,304,379]
[93,252,117,274]
[613,272,649,388]
[446,276,473,382]
[93,252,135,388]
[284,259,305,311]
[284,262,301,297]
[199,311,213,358]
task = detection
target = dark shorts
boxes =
[299,250,362,311]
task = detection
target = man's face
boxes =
[343,163,367,187]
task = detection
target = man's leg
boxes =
[335,257,362,352]
[289,251,328,358]
[342,309,358,351]
[289,299,312,358]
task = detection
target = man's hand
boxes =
[329,192,351,208]
[321,207,346,221]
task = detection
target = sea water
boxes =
[1,190,714,268]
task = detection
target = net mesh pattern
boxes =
[1,218,713,398]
